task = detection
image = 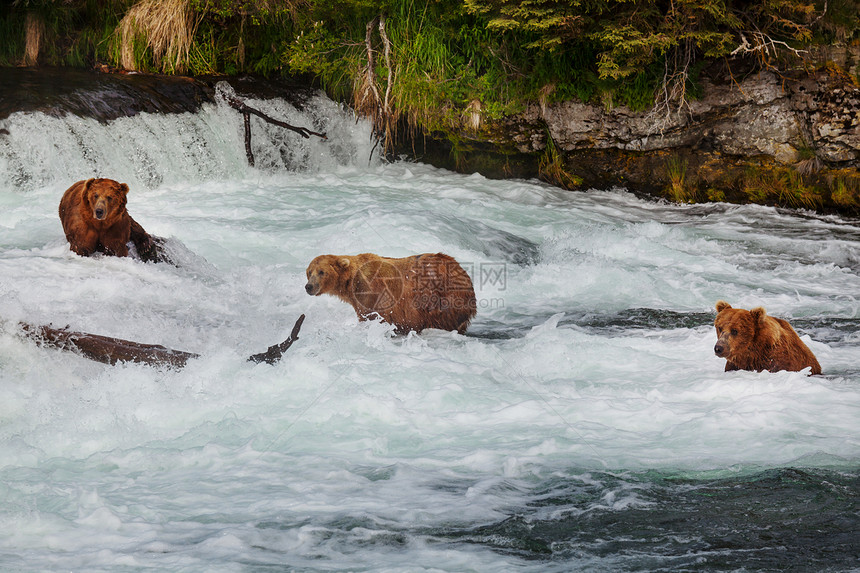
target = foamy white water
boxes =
[1,83,859,571]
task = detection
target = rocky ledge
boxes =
[407,52,860,215]
[0,67,316,122]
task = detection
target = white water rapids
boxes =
[1,82,859,571]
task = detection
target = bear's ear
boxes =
[119,183,129,196]
[337,257,351,269]
[83,178,95,191]
[715,300,731,313]
[750,307,767,324]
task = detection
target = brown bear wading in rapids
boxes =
[305,253,477,334]
[713,300,821,375]
[59,178,161,261]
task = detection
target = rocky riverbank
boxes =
[3,61,859,216]
[402,51,860,215]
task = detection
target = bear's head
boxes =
[714,300,772,361]
[305,255,351,296]
[84,178,128,222]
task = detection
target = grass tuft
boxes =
[743,166,822,210]
[539,134,581,189]
[828,172,860,209]
[116,0,199,73]
[665,155,696,203]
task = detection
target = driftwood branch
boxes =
[243,109,254,166]
[223,95,327,166]
[18,314,306,368]
[247,314,305,364]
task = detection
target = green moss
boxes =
[706,188,726,202]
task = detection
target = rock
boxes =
[506,69,859,168]
[0,67,317,123]
[399,57,860,214]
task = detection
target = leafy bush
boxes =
[1,0,856,144]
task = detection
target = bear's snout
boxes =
[714,342,727,357]
[305,282,317,295]
[94,207,106,220]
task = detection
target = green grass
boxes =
[665,156,695,203]
[538,134,581,189]
[743,166,822,210]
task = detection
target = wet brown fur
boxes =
[59,178,158,259]
[306,252,477,334]
[714,300,821,375]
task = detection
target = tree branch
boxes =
[18,314,307,368]
[362,16,383,115]
[20,322,198,368]
[221,94,327,166]
[379,15,393,119]
[730,31,808,59]
[247,314,305,364]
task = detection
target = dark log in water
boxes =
[247,314,305,364]
[243,110,254,166]
[20,322,199,367]
[19,314,306,367]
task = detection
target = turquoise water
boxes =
[1,85,859,571]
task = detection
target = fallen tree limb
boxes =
[221,94,327,166]
[18,314,306,368]
[247,314,305,364]
[233,100,327,140]
[20,322,199,368]
[243,109,254,166]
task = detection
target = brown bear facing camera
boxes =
[59,178,161,261]
[305,252,477,334]
[714,300,821,375]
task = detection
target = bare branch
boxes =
[379,15,393,118]
[648,39,695,135]
[20,314,307,368]
[730,31,808,59]
[247,314,306,364]
[362,16,383,115]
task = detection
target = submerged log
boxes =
[20,322,198,367]
[19,314,306,368]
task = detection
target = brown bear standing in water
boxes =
[713,300,821,375]
[59,178,162,262]
[305,252,477,334]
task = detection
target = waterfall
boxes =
[0,80,376,193]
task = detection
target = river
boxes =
[1,72,859,572]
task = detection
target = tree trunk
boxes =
[24,12,44,67]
